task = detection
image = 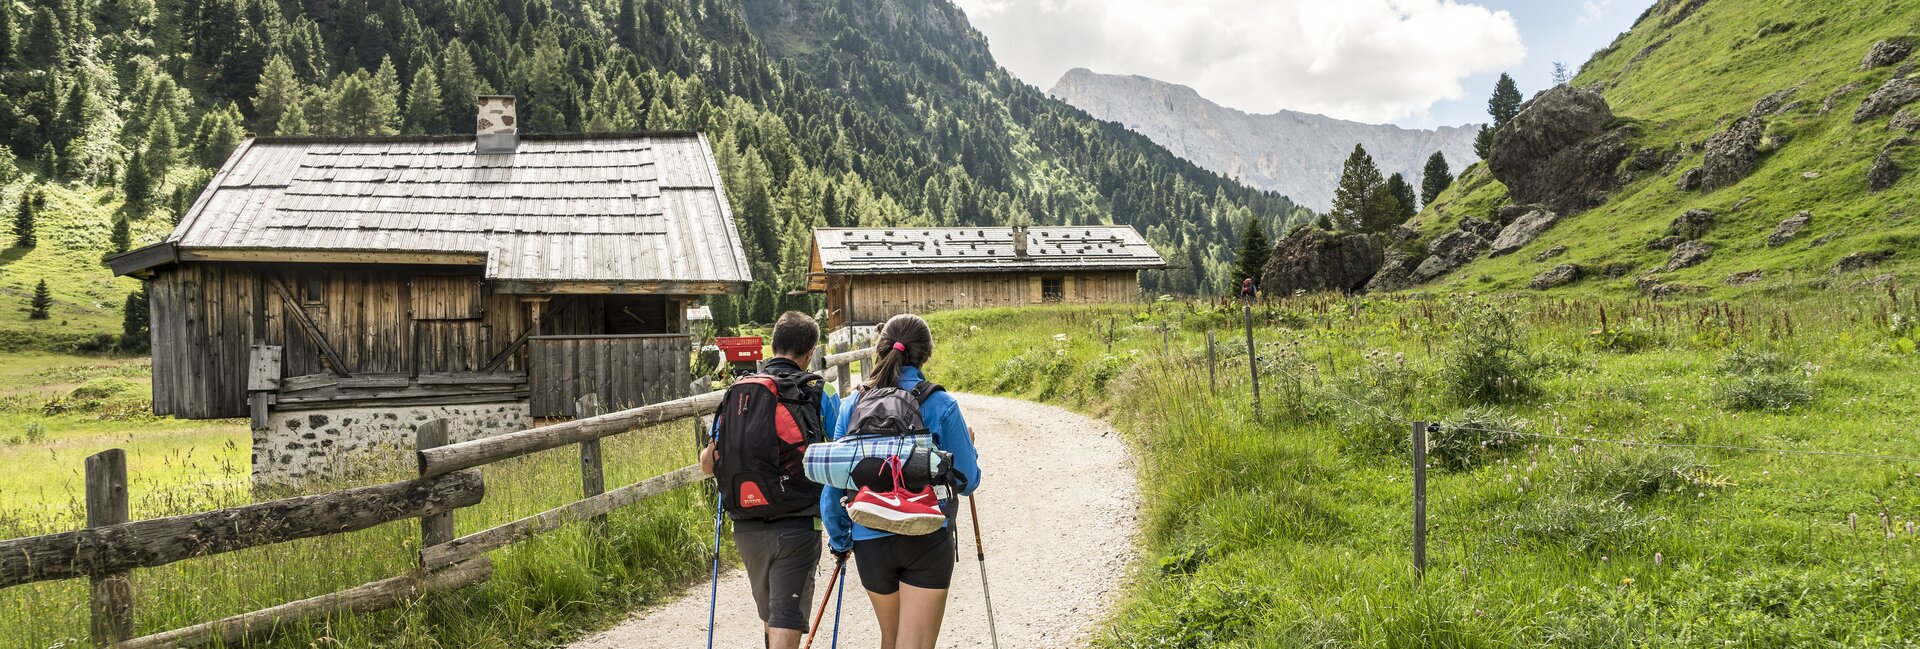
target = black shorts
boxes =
[734,522,821,631]
[852,528,955,595]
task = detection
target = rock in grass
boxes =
[1534,245,1569,262]
[1675,166,1704,191]
[1870,137,1913,193]
[1698,117,1766,191]
[1411,230,1490,283]
[1822,81,1865,116]
[1768,211,1812,247]
[1458,216,1503,241]
[1486,86,1635,215]
[1669,208,1716,239]
[1647,236,1685,251]
[1666,240,1714,270]
[1529,264,1583,290]
[1489,209,1561,257]
[1854,78,1920,124]
[1831,250,1895,274]
[1260,227,1384,295]
[1893,108,1920,133]
[1364,248,1425,293]
[1726,269,1766,286]
[1861,37,1918,70]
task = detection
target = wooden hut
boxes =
[109,97,751,483]
[807,225,1165,328]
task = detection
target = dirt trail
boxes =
[572,393,1139,649]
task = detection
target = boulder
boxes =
[1488,209,1560,257]
[1854,78,1920,124]
[1751,86,1801,116]
[1730,196,1757,212]
[1529,264,1583,290]
[1364,248,1425,293]
[1410,230,1490,283]
[1647,236,1685,251]
[1534,245,1569,262]
[1725,269,1766,286]
[1822,81,1865,116]
[1831,250,1895,274]
[1893,108,1920,133]
[1861,37,1917,70]
[1669,208,1716,239]
[1599,262,1639,279]
[1697,117,1765,191]
[1768,211,1812,247]
[1666,240,1714,270]
[1870,137,1913,193]
[1458,216,1503,241]
[1674,166,1704,191]
[1261,228,1384,295]
[1495,204,1542,225]
[1486,86,1635,215]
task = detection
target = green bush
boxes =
[1712,348,1815,412]
[1441,304,1539,405]
[1568,450,1721,503]
[1429,407,1527,471]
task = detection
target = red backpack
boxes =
[712,370,828,520]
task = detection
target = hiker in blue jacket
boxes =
[821,313,982,649]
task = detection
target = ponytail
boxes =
[862,313,934,390]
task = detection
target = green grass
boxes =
[0,354,719,649]
[0,179,172,350]
[926,294,1920,646]
[1409,0,1920,297]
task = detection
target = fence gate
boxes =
[528,334,692,417]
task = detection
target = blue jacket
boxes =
[822,366,983,552]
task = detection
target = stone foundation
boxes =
[252,401,530,486]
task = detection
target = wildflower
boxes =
[1621,577,1634,586]
[1850,513,1859,531]
[1654,552,1663,566]
[1052,333,1069,343]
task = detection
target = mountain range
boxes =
[1049,68,1482,212]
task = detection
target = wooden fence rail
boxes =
[0,343,875,649]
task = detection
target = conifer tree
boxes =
[1330,144,1384,232]
[1420,151,1454,206]
[28,279,51,320]
[120,284,150,352]
[1385,173,1418,221]
[441,41,483,130]
[253,55,302,134]
[108,215,130,255]
[12,194,35,248]
[143,113,177,182]
[1235,214,1270,284]
[23,8,60,70]
[1364,183,1406,233]
[404,65,443,134]
[0,2,14,67]
[123,150,153,203]
[193,103,245,167]
[1475,73,1524,158]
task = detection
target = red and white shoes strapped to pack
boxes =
[845,455,947,536]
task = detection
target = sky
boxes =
[951,0,1657,129]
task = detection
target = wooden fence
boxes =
[0,344,875,649]
[528,334,693,418]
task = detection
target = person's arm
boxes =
[933,398,983,496]
[700,415,720,475]
[822,484,854,553]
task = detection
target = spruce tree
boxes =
[0,1,14,67]
[12,194,35,248]
[23,8,60,70]
[441,42,482,130]
[1420,151,1454,206]
[28,279,51,320]
[120,284,150,352]
[404,65,443,134]
[1489,73,1523,126]
[193,103,245,167]
[1235,214,1270,284]
[278,92,312,135]
[253,55,301,134]
[144,113,176,181]
[370,57,402,134]
[1386,173,1418,221]
[1330,144,1384,232]
[1363,184,1406,233]
[108,215,130,255]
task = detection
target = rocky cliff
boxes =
[1049,69,1481,212]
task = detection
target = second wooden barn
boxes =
[109,98,751,484]
[807,225,1165,328]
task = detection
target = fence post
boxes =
[1244,304,1261,420]
[417,420,455,549]
[576,394,608,535]
[834,341,851,396]
[1206,331,1217,392]
[1107,317,1114,354]
[1412,421,1428,580]
[86,449,132,647]
[1162,321,1170,355]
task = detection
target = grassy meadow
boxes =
[926,290,1920,647]
[0,355,718,649]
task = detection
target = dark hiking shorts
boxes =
[735,523,822,631]
[852,528,955,595]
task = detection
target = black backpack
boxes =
[712,370,827,520]
[844,383,961,494]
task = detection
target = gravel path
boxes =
[572,393,1139,649]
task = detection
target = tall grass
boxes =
[928,289,1920,646]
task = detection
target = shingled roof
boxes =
[112,133,751,293]
[810,226,1165,276]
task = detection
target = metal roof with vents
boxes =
[810,226,1165,276]
[111,133,751,294]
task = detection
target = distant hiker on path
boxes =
[821,313,984,649]
[701,312,839,649]
[1240,277,1256,299]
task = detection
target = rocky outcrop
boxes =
[1726,270,1766,286]
[1534,245,1569,262]
[1668,208,1716,239]
[1458,216,1503,241]
[1695,117,1765,191]
[1647,236,1685,251]
[1768,211,1812,246]
[1261,228,1384,295]
[1855,78,1920,123]
[1529,264,1583,290]
[1831,250,1894,274]
[1674,167,1704,191]
[1862,37,1917,70]
[1411,230,1490,283]
[1486,86,1635,215]
[1666,240,1714,270]
[1047,69,1481,212]
[1488,209,1561,257]
[1822,81,1865,116]
[1870,137,1913,193]
[1894,108,1920,133]
[1364,248,1425,293]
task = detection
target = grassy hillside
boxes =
[930,294,1920,645]
[1413,0,1920,296]
[0,182,168,348]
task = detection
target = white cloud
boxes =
[958,0,1526,124]
[1579,0,1610,25]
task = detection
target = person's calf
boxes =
[766,625,803,649]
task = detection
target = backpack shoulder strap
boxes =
[910,381,944,403]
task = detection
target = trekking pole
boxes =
[969,496,1003,649]
[803,556,846,649]
[707,489,723,649]
[830,556,846,649]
